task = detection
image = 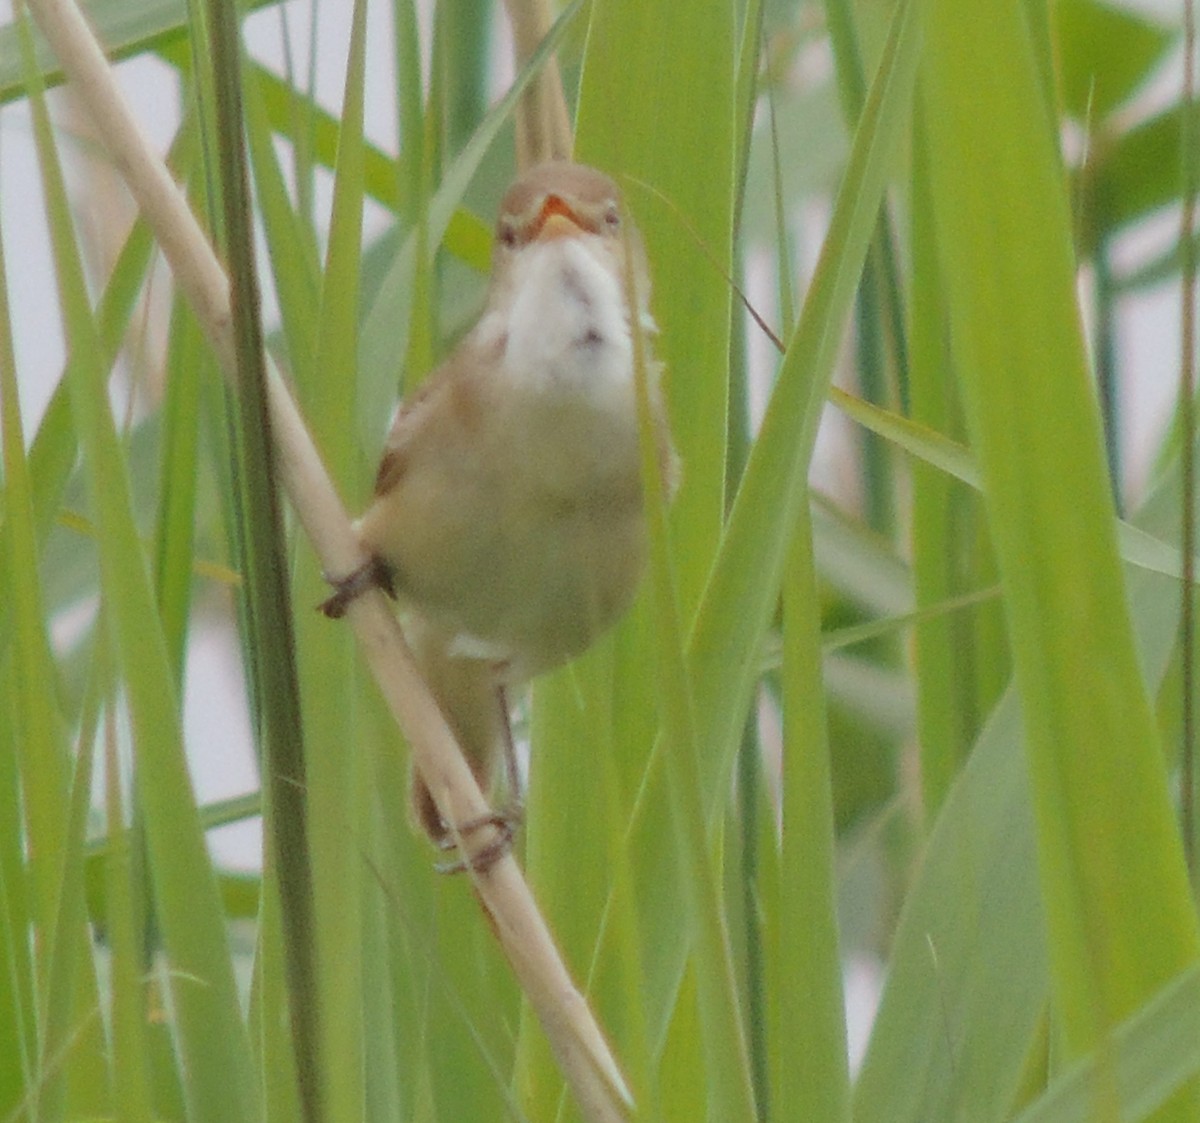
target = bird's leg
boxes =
[496,684,525,823]
[319,555,396,618]
[436,685,525,875]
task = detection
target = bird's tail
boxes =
[406,617,509,847]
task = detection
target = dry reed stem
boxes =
[503,0,573,166]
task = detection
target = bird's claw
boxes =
[319,556,396,618]
[435,806,524,875]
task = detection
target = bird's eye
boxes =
[604,205,621,231]
[498,220,518,248]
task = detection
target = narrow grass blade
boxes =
[0,155,47,1123]
[632,232,758,1122]
[774,503,850,1122]
[104,710,155,1123]
[242,66,321,390]
[907,111,977,816]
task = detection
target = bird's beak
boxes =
[531,194,585,242]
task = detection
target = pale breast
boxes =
[357,230,658,681]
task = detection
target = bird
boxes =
[322,161,675,867]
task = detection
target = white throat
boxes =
[482,235,651,490]
[504,238,632,397]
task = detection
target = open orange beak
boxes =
[531,194,586,241]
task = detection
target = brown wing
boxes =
[371,380,430,499]
[370,337,494,501]
[374,442,408,498]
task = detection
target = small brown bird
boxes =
[323,161,675,864]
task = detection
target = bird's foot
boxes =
[319,555,396,618]
[435,805,525,875]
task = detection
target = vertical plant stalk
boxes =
[205,1,321,1119]
[823,0,911,405]
[23,1,631,1119]
[1182,0,1199,881]
[503,0,573,165]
